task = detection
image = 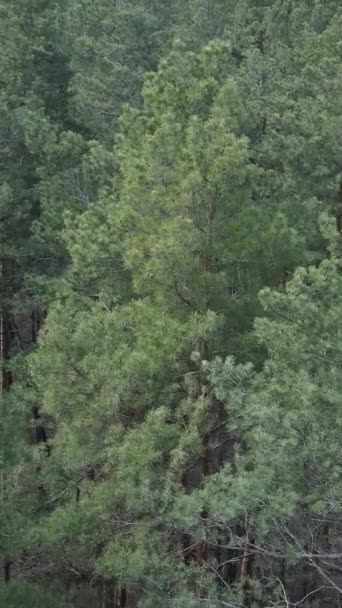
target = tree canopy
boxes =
[1,1,342,607]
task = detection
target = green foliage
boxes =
[52,0,181,142]
[0,581,66,608]
[203,241,342,600]
[2,1,342,606]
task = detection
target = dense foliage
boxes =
[1,1,342,606]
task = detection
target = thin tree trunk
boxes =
[240,527,255,608]
[1,261,13,583]
[4,560,11,584]
[0,310,13,391]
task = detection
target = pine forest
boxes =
[1,1,342,607]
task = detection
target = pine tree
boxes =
[29,37,308,605]
[206,216,342,606]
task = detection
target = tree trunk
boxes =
[1,260,14,582]
[103,582,127,608]
[240,529,255,608]
[0,309,13,392]
[4,560,11,584]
